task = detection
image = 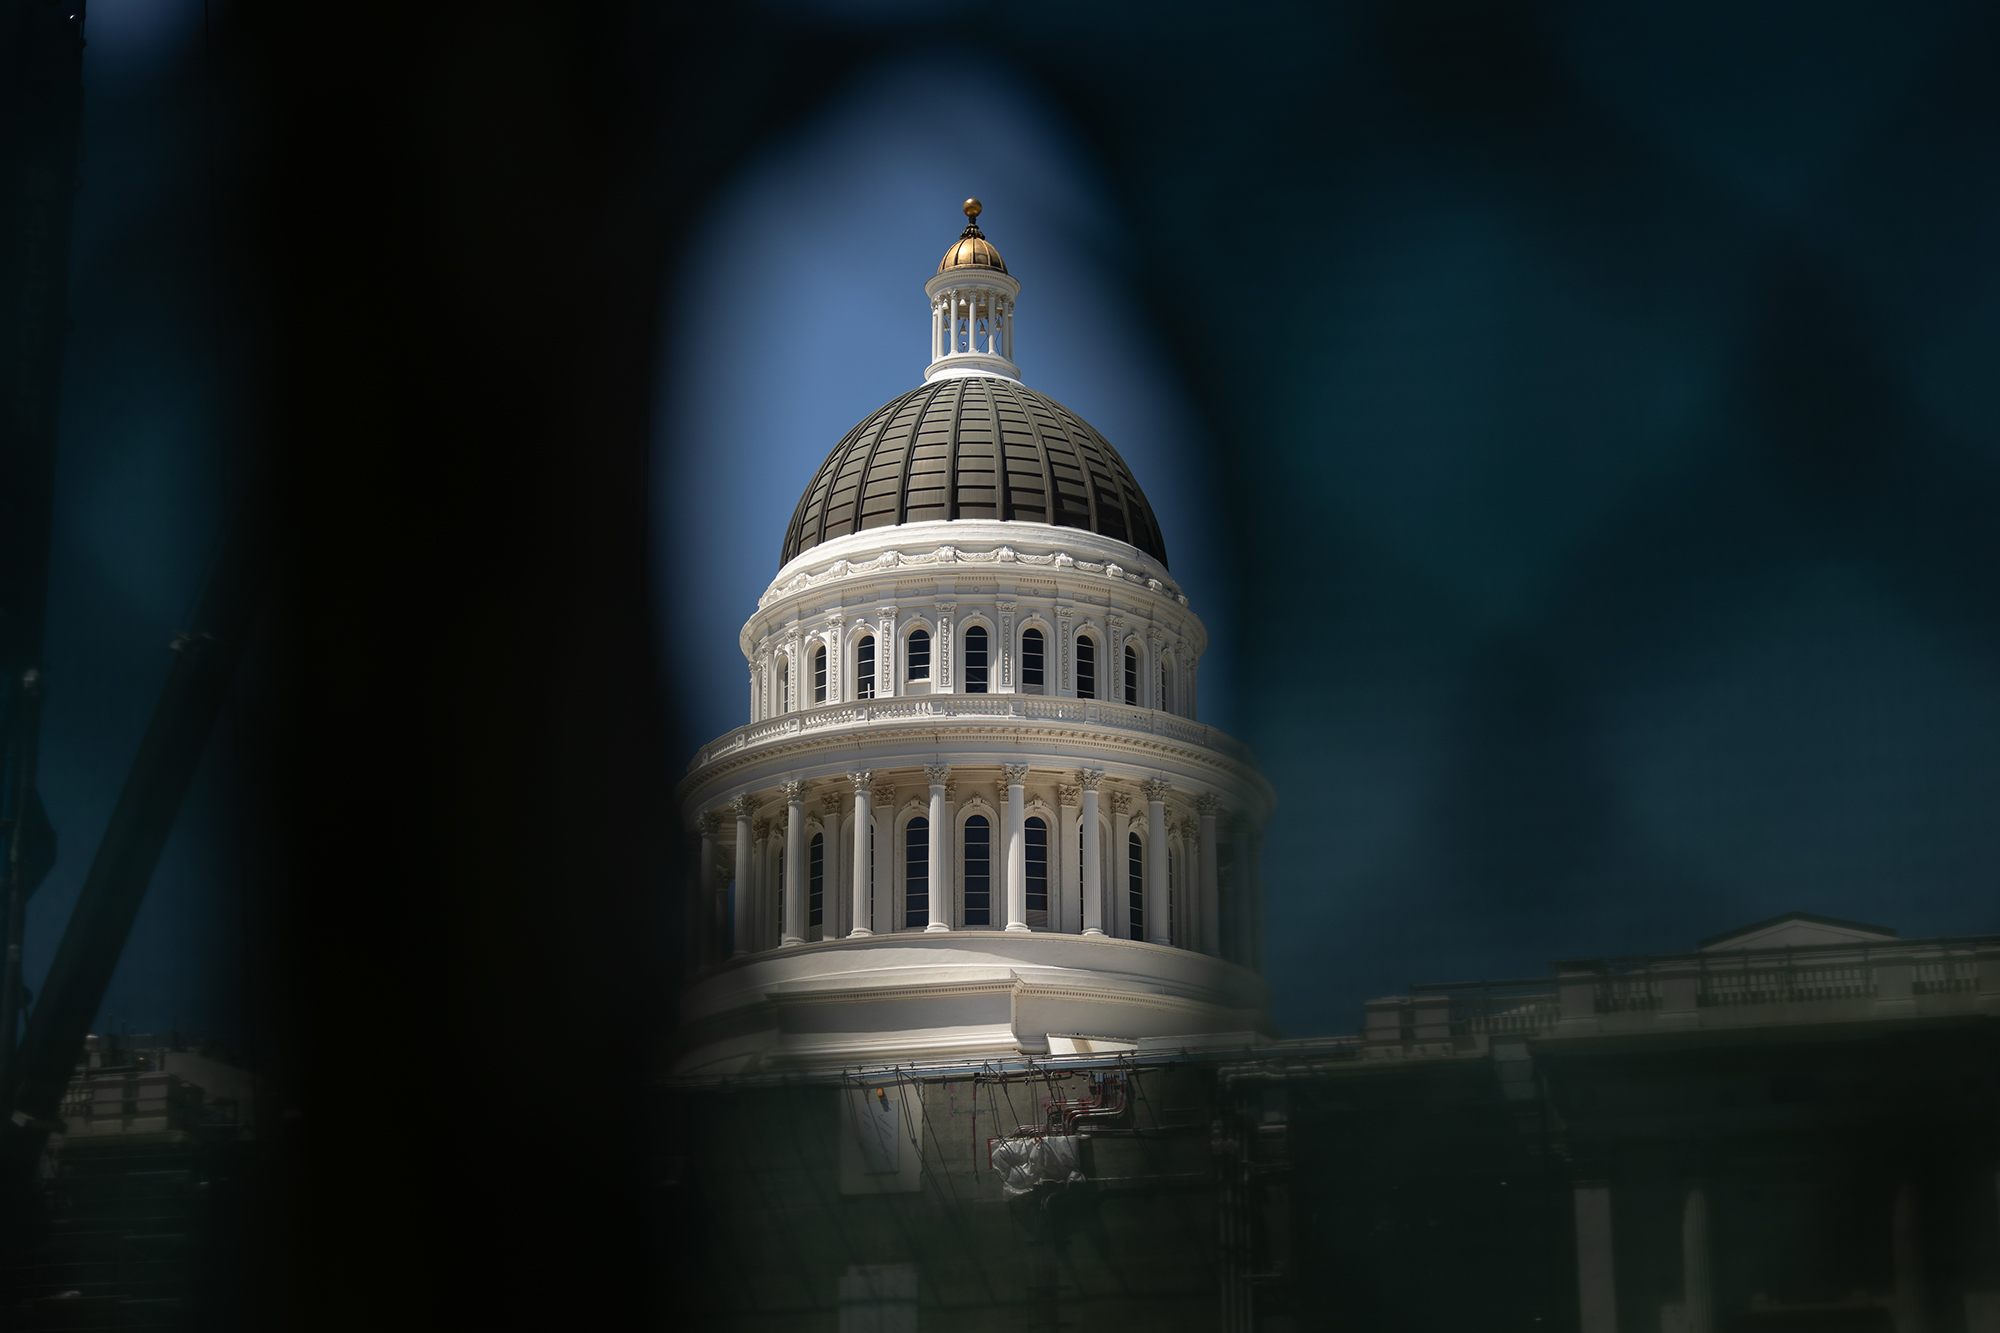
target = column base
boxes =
[847,927,875,938]
[780,935,804,947]
[1004,923,1030,934]
[925,923,951,933]
[1081,928,1105,938]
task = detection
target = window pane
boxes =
[904,818,929,928]
[964,625,988,694]
[1076,637,1095,700]
[1128,832,1144,939]
[814,646,827,704]
[1124,646,1138,706]
[809,832,824,928]
[963,814,990,925]
[1025,817,1048,913]
[907,629,931,680]
[857,636,875,699]
[1022,629,1044,688]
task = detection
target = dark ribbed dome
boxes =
[781,377,1168,568]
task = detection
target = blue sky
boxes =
[655,56,1238,753]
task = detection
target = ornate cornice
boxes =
[758,542,1187,613]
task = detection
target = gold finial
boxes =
[963,198,982,220]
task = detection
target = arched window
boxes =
[778,657,791,713]
[1025,817,1048,923]
[907,629,931,683]
[1021,628,1045,694]
[1124,645,1139,706]
[904,818,929,928]
[813,645,828,705]
[856,635,876,699]
[808,832,824,933]
[1157,658,1166,711]
[963,625,989,694]
[1127,831,1144,939]
[1075,635,1096,700]
[963,814,991,926]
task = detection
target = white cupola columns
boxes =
[925,264,1022,382]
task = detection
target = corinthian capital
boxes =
[847,769,874,792]
[729,793,755,817]
[1002,764,1031,786]
[924,763,950,786]
[1077,768,1104,790]
[782,780,808,803]
[1143,778,1173,802]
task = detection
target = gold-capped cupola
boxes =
[936,197,1008,274]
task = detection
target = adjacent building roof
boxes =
[780,376,1169,569]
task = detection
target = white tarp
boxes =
[988,1134,1084,1197]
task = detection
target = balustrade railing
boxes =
[688,696,1251,772]
[1397,938,1995,1040]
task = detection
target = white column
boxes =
[1197,796,1221,957]
[1144,779,1171,945]
[1057,785,1081,933]
[697,813,718,960]
[871,783,893,933]
[1080,772,1104,936]
[782,781,807,946]
[847,772,873,937]
[1004,765,1029,932]
[925,765,950,932]
[1682,1187,1713,1333]
[730,796,754,957]
[1574,1185,1618,1333]
[819,791,842,938]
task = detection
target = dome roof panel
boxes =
[781,377,1168,568]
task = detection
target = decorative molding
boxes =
[1196,793,1221,817]
[820,791,843,815]
[871,784,896,807]
[1002,764,1031,786]
[1057,784,1081,807]
[943,781,958,802]
[1108,791,1131,816]
[753,818,771,839]
[757,543,1186,612]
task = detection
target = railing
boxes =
[1395,938,1997,1040]
[687,696,1254,773]
[1698,960,1874,1007]
[1410,981,1562,1037]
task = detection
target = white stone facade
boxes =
[673,214,1271,1078]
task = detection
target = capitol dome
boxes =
[781,378,1169,568]
[672,200,1270,1078]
